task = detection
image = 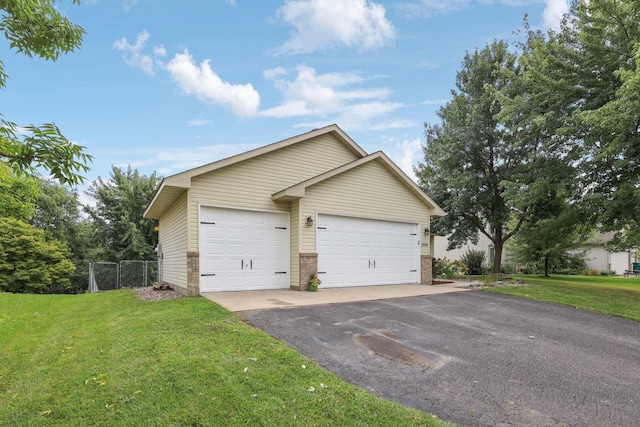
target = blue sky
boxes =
[2,0,568,200]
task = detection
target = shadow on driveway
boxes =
[242,292,640,427]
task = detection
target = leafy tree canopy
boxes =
[0,217,75,293]
[0,169,39,221]
[0,0,92,185]
[417,40,575,272]
[503,0,640,250]
[85,165,160,262]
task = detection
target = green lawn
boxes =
[486,274,640,322]
[0,291,452,427]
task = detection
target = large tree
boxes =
[29,179,95,292]
[417,40,572,273]
[0,0,92,184]
[504,0,640,250]
[85,166,160,262]
[505,167,594,276]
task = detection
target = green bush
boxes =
[460,249,486,275]
[0,217,75,293]
[434,257,467,278]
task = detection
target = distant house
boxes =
[434,230,635,275]
[433,233,497,265]
[144,124,445,296]
[583,232,633,275]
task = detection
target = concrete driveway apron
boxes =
[241,291,640,427]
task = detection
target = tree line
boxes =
[417,0,640,275]
[0,167,160,293]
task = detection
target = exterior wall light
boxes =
[307,216,314,227]
[424,228,430,236]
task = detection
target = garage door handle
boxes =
[200,221,216,225]
[250,260,253,270]
[368,260,371,268]
[241,260,244,270]
[201,273,216,276]
[373,260,376,268]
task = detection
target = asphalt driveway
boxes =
[241,292,640,427]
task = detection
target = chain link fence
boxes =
[89,260,158,292]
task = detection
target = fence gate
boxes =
[89,262,119,292]
[89,260,158,292]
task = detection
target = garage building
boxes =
[143,124,445,295]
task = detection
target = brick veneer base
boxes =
[186,251,200,296]
[299,253,318,291]
[421,255,433,285]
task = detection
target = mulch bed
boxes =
[133,283,186,301]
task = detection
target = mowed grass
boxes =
[0,291,453,427]
[486,274,640,322]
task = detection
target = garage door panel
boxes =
[199,207,289,292]
[318,214,419,288]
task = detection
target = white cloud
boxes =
[113,30,164,75]
[261,64,409,130]
[117,143,259,176]
[123,0,138,11]
[272,0,395,55]
[543,0,569,31]
[383,136,422,182]
[153,45,167,57]
[187,118,216,126]
[165,50,261,118]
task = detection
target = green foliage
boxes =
[0,0,84,83]
[417,40,559,273]
[582,269,601,277]
[506,191,593,276]
[85,166,160,262]
[460,249,486,275]
[502,1,640,250]
[0,292,451,426]
[0,0,91,185]
[0,120,92,185]
[29,179,96,292]
[434,257,466,279]
[0,217,75,293]
[0,172,39,221]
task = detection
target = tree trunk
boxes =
[544,256,550,277]
[493,241,503,274]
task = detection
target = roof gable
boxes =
[144,124,367,219]
[272,151,446,216]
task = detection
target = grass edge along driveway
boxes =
[0,290,454,427]
[486,274,640,322]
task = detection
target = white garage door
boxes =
[317,214,420,288]
[199,207,289,292]
[610,252,630,275]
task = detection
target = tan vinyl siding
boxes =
[300,160,431,255]
[187,134,358,251]
[289,199,300,288]
[159,192,188,290]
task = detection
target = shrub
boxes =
[460,249,486,275]
[581,268,600,276]
[0,217,75,293]
[434,257,466,279]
